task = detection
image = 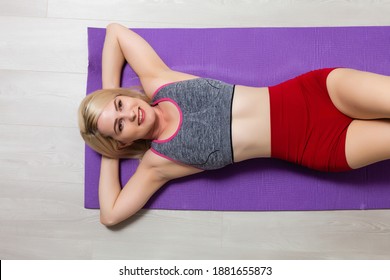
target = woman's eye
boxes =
[118,119,124,132]
[118,100,122,110]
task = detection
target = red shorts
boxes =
[269,68,353,172]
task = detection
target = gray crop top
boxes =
[150,78,235,170]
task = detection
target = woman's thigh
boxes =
[346,119,390,169]
[327,68,390,119]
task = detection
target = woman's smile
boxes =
[138,107,146,125]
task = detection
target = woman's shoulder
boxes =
[137,149,203,181]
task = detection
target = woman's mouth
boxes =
[138,107,145,125]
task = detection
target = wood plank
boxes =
[0,234,93,259]
[222,211,390,259]
[0,180,85,220]
[91,210,224,259]
[0,0,47,17]
[48,0,390,27]
[0,70,86,127]
[0,124,84,183]
[0,17,99,73]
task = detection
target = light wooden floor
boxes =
[1,0,390,260]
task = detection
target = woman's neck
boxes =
[149,104,168,140]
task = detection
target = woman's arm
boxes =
[101,23,169,89]
[98,151,203,226]
[101,25,125,89]
[98,156,167,226]
[101,23,198,95]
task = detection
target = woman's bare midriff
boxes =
[231,85,271,162]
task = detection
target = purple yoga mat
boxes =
[85,26,390,211]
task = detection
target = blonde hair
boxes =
[78,87,151,159]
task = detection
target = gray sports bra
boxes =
[150,78,235,170]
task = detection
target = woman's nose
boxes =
[121,109,136,122]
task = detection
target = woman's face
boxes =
[97,95,156,145]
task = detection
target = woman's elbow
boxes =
[100,213,120,227]
[106,23,125,35]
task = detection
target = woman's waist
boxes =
[231,85,271,162]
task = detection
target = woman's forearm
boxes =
[102,24,125,89]
[98,156,121,223]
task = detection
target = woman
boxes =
[79,23,390,226]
